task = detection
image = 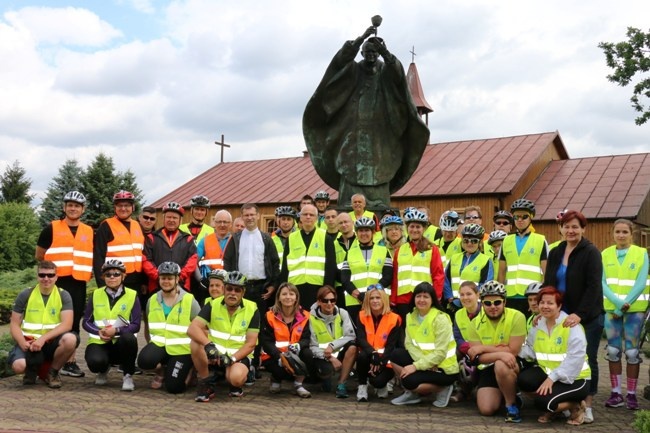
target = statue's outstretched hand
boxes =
[362,26,376,39]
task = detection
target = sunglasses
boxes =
[462,238,481,244]
[367,284,384,292]
[514,215,530,221]
[483,299,504,307]
[104,272,122,278]
[226,286,244,293]
[320,298,337,304]
[38,273,56,279]
[495,220,510,226]
[465,215,481,220]
[141,215,156,221]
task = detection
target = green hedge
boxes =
[0,332,16,378]
[634,410,650,433]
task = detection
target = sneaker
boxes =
[357,384,368,402]
[605,391,625,408]
[505,404,522,423]
[294,385,312,398]
[376,386,388,399]
[122,374,135,392]
[515,393,524,409]
[583,407,594,424]
[95,369,109,386]
[432,385,453,408]
[46,369,62,389]
[336,383,349,398]
[626,393,639,411]
[269,382,281,393]
[60,361,85,378]
[386,377,395,394]
[391,391,421,406]
[245,366,255,386]
[23,367,37,385]
[195,379,215,402]
[117,366,143,375]
[229,386,244,398]
[321,377,332,392]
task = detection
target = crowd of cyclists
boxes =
[7,188,649,426]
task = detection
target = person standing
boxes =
[179,195,214,245]
[196,209,233,304]
[271,206,297,266]
[314,190,330,230]
[137,206,157,235]
[35,190,92,378]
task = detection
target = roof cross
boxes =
[215,134,231,163]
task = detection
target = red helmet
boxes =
[162,201,185,216]
[113,190,135,203]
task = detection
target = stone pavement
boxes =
[0,332,648,433]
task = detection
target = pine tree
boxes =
[39,159,86,227]
[0,202,40,271]
[82,153,121,227]
[0,160,34,204]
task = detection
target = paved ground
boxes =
[0,329,648,433]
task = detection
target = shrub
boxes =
[0,332,16,378]
[634,410,650,433]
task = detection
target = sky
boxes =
[1,0,648,206]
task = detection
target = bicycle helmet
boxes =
[403,209,428,226]
[162,201,185,216]
[439,211,459,231]
[487,230,507,245]
[510,198,536,216]
[479,280,506,298]
[208,269,229,281]
[101,259,126,273]
[314,190,330,201]
[461,223,485,238]
[225,270,247,287]
[355,216,376,231]
[402,206,417,217]
[555,209,568,223]
[63,190,86,205]
[157,261,181,276]
[493,210,514,225]
[275,206,296,218]
[380,215,403,229]
[113,190,135,203]
[189,195,210,208]
[525,282,543,297]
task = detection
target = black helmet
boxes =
[157,261,181,276]
[225,271,247,287]
[510,199,536,216]
[275,206,296,218]
[461,223,485,238]
[314,190,330,201]
[493,210,514,225]
[189,195,210,208]
[354,216,376,231]
[101,259,126,274]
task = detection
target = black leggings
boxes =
[390,348,457,390]
[356,350,394,388]
[137,342,194,394]
[85,332,138,375]
[518,366,590,412]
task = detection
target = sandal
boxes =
[566,401,586,426]
[151,374,164,390]
[537,412,555,423]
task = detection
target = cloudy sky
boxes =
[1,0,648,205]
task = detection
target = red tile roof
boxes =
[526,153,650,220]
[152,131,569,208]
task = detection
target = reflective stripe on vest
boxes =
[533,319,591,380]
[87,288,137,345]
[44,220,94,281]
[21,286,63,339]
[179,223,214,246]
[310,314,343,355]
[200,234,225,269]
[287,229,327,285]
[602,245,649,313]
[472,307,522,369]
[502,233,545,297]
[449,252,490,298]
[208,297,257,357]
[261,309,310,361]
[105,217,144,273]
[406,308,457,372]
[147,293,195,355]
[435,237,461,270]
[345,243,388,306]
[396,244,432,296]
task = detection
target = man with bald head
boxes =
[334,212,357,308]
[195,210,233,305]
[280,204,337,309]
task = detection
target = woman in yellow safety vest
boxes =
[389,282,459,407]
[602,219,649,411]
[450,281,482,402]
[518,287,591,426]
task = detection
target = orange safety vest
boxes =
[105,216,144,273]
[201,235,225,269]
[358,310,401,356]
[261,309,310,361]
[45,220,94,281]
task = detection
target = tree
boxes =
[39,159,86,227]
[0,202,40,271]
[0,160,35,204]
[599,27,650,125]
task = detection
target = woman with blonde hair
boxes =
[355,284,402,401]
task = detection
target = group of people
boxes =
[7,188,649,425]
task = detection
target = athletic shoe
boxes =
[336,383,349,398]
[122,374,135,392]
[195,379,215,402]
[294,385,311,398]
[515,393,524,409]
[583,407,594,424]
[95,369,109,386]
[245,366,255,386]
[45,369,62,389]
[626,393,639,410]
[23,367,37,385]
[505,404,522,423]
[605,392,625,408]
[357,384,368,402]
[432,385,453,408]
[229,387,244,398]
[269,382,281,393]
[376,386,388,399]
[391,391,421,406]
[60,361,85,378]
[117,366,143,375]
[386,377,395,394]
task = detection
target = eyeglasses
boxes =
[483,299,504,307]
[104,272,122,278]
[320,298,337,304]
[214,220,231,225]
[462,238,480,244]
[226,286,244,293]
[494,220,510,226]
[141,215,156,221]
[38,273,56,279]
[465,215,481,220]
[514,215,530,221]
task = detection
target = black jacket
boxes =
[223,230,280,288]
[543,237,603,324]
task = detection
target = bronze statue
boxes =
[303,17,430,209]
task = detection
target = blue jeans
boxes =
[583,313,605,395]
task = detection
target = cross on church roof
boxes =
[215,134,231,163]
[410,46,416,63]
